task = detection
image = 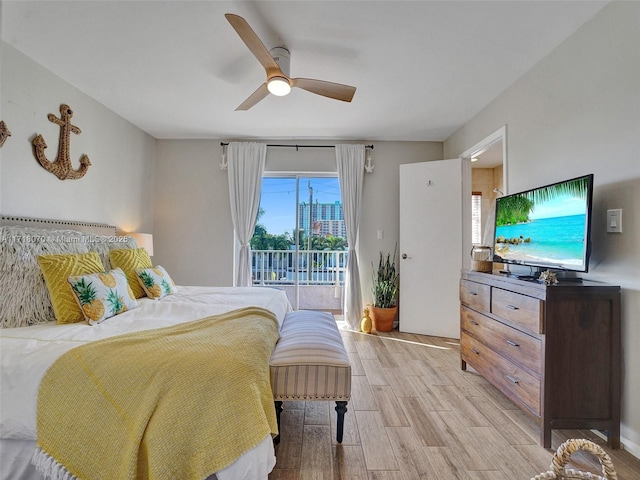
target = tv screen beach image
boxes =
[493,176,591,270]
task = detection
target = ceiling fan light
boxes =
[267,77,291,96]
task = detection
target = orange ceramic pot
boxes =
[369,306,397,332]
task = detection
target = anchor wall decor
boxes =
[0,121,11,148]
[32,104,91,180]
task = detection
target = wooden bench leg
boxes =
[273,401,283,445]
[335,401,348,443]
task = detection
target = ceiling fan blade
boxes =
[225,13,283,77]
[291,78,356,103]
[235,83,270,111]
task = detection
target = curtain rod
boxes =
[220,142,373,150]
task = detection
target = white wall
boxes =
[153,139,443,292]
[359,141,443,305]
[154,139,233,286]
[444,1,640,455]
[0,42,156,232]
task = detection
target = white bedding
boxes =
[0,285,292,479]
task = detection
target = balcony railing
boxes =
[252,249,347,286]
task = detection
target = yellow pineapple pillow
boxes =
[38,252,105,324]
[135,266,177,300]
[109,248,152,299]
[68,268,138,325]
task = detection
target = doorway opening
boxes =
[461,126,508,248]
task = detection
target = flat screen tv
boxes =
[492,174,594,274]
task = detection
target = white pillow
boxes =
[135,266,177,300]
[68,268,138,325]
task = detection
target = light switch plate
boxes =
[607,209,622,233]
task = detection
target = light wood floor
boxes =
[269,324,640,479]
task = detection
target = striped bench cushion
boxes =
[270,310,351,401]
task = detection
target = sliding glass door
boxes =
[251,173,346,310]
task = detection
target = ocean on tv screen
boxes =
[495,213,586,267]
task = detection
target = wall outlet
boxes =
[607,209,622,233]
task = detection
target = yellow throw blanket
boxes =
[34,307,280,480]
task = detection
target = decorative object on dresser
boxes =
[470,244,493,272]
[369,248,400,332]
[539,269,559,285]
[32,103,91,180]
[459,270,621,449]
[0,120,11,147]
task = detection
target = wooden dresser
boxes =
[459,270,621,448]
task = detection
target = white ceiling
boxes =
[472,140,503,169]
[1,1,608,141]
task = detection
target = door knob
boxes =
[402,253,411,260]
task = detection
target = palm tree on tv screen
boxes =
[496,177,589,226]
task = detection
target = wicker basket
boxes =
[471,260,493,272]
[531,439,618,480]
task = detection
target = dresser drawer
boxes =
[460,279,490,313]
[461,332,541,416]
[461,306,542,376]
[492,288,543,334]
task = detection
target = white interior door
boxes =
[399,159,467,338]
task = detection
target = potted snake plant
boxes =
[369,248,399,332]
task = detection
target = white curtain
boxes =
[227,142,266,287]
[336,144,365,330]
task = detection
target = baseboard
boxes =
[591,430,640,459]
[621,436,640,460]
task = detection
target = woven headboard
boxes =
[0,216,116,236]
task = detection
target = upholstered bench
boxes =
[270,310,351,443]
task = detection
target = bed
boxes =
[0,217,293,480]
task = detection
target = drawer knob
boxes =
[469,291,478,296]
[506,375,519,384]
[506,339,520,347]
[471,348,480,355]
[506,304,519,310]
[471,320,479,326]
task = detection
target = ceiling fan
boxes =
[225,13,357,110]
